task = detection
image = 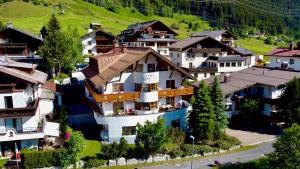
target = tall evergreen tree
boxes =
[211,76,228,137]
[278,77,300,126]
[47,14,60,33]
[189,80,215,141]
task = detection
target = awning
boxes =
[44,122,60,137]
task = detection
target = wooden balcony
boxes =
[158,87,194,97]
[0,99,39,118]
[85,81,140,102]
[0,43,27,48]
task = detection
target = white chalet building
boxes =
[82,48,195,143]
[267,44,300,71]
[119,20,178,56]
[192,30,236,47]
[0,57,59,158]
[201,67,300,117]
[168,36,255,80]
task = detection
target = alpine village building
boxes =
[266,42,300,71]
[0,23,43,64]
[82,23,118,56]
[0,57,59,158]
[82,48,195,143]
[119,20,178,56]
[168,36,255,80]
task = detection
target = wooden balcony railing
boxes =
[158,87,194,97]
[86,81,194,103]
[0,43,27,48]
[0,99,39,118]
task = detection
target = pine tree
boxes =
[47,14,60,33]
[189,80,215,141]
[211,76,228,138]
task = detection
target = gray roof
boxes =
[208,55,245,62]
[193,30,228,38]
[233,47,253,56]
[6,26,43,42]
[194,67,300,95]
[168,36,207,51]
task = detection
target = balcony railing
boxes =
[0,99,39,118]
[0,43,27,48]
[191,48,222,53]
[158,87,194,97]
[86,81,194,103]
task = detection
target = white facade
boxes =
[82,32,97,56]
[85,52,193,143]
[268,56,300,70]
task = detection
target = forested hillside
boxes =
[87,0,300,38]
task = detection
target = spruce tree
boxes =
[47,14,61,33]
[211,76,228,138]
[188,80,215,141]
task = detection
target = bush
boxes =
[167,128,186,145]
[160,143,178,155]
[83,159,106,168]
[22,149,65,169]
[170,23,180,30]
[181,144,214,156]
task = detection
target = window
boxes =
[5,118,22,132]
[203,53,208,57]
[113,83,123,92]
[135,101,158,110]
[158,62,168,71]
[226,62,230,67]
[147,64,156,72]
[88,41,92,45]
[231,62,236,67]
[171,119,180,128]
[204,73,207,78]
[125,65,133,72]
[238,62,242,67]
[122,126,136,135]
[189,62,193,69]
[276,58,281,63]
[220,63,225,67]
[113,102,124,114]
[142,84,158,92]
[290,59,295,65]
[177,53,180,58]
[4,96,13,108]
[136,64,143,72]
[166,97,175,106]
[166,80,175,89]
[194,73,198,78]
[135,83,142,91]
[88,50,92,54]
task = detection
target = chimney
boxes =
[7,22,13,28]
[224,73,231,83]
[290,42,295,50]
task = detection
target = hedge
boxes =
[83,159,107,168]
[21,149,66,169]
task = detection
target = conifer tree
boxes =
[188,80,215,141]
[211,76,228,137]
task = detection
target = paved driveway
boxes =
[226,129,277,145]
[141,141,275,169]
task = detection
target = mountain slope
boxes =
[0,0,210,38]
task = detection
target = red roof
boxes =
[267,48,300,57]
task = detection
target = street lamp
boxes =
[190,135,195,169]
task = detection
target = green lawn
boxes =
[236,38,277,55]
[0,0,210,38]
[81,139,102,160]
[0,159,8,168]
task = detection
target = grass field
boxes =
[236,38,278,55]
[0,0,210,38]
[81,139,102,160]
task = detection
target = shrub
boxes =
[83,159,106,168]
[170,23,180,30]
[160,143,178,155]
[166,128,186,145]
[181,144,214,156]
[22,149,65,169]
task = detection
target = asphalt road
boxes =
[141,141,275,169]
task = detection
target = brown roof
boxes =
[266,48,300,57]
[82,48,195,88]
[195,67,300,95]
[81,29,117,39]
[0,57,47,84]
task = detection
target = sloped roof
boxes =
[82,48,195,88]
[168,36,207,51]
[121,20,178,37]
[233,47,253,56]
[266,48,300,57]
[197,67,300,95]
[0,57,47,84]
[4,26,43,42]
[208,55,245,62]
[81,29,117,39]
[193,30,236,39]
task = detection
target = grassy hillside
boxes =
[236,38,279,55]
[0,0,210,39]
